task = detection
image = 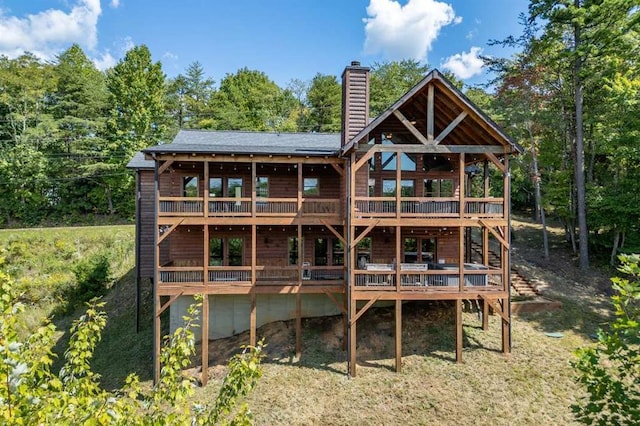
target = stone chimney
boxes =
[341,61,370,147]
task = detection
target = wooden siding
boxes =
[341,63,370,146]
[139,170,156,278]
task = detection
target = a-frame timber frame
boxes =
[129,65,521,385]
[342,69,521,376]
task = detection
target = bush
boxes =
[73,251,112,303]
[571,254,640,425]
[0,270,264,425]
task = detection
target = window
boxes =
[400,179,415,197]
[209,238,223,266]
[209,237,244,266]
[332,239,344,266]
[228,238,243,266]
[256,176,268,198]
[404,237,436,263]
[404,238,418,263]
[424,178,454,197]
[303,178,319,196]
[382,179,396,197]
[314,238,328,266]
[183,176,198,197]
[228,178,243,198]
[288,237,298,265]
[209,177,222,197]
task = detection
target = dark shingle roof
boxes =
[126,129,341,169]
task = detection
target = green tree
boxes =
[369,59,429,117]
[103,44,167,215]
[528,0,640,269]
[572,254,640,424]
[51,44,111,217]
[304,73,341,132]
[212,68,296,131]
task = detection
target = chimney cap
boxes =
[350,60,360,66]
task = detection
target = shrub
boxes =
[571,254,640,425]
[0,270,265,425]
[73,251,112,303]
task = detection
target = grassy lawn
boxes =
[0,218,612,425]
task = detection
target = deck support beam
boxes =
[201,293,209,386]
[456,299,463,363]
[395,299,402,372]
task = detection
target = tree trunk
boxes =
[610,230,620,266]
[574,0,589,270]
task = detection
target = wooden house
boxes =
[128,61,522,384]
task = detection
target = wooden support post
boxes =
[395,299,402,372]
[296,293,302,359]
[250,293,256,346]
[204,161,209,217]
[349,299,357,377]
[459,225,465,292]
[482,299,489,331]
[502,299,511,355]
[154,295,161,384]
[456,299,463,363]
[201,294,209,386]
[427,84,434,142]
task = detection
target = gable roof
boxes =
[341,69,523,155]
[127,129,341,169]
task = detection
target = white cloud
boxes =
[441,46,484,79]
[363,0,461,62]
[110,0,121,8]
[121,36,135,53]
[163,51,178,61]
[92,50,116,70]
[0,0,102,60]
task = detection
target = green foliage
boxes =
[0,270,264,425]
[73,251,112,303]
[571,254,640,424]
[369,59,429,117]
[303,73,341,132]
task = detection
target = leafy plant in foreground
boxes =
[0,268,264,424]
[571,254,640,425]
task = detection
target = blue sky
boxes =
[0,0,529,87]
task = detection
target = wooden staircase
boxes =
[471,242,539,297]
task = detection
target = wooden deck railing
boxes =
[354,197,504,219]
[353,263,503,290]
[158,265,345,286]
[158,197,341,218]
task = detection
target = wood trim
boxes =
[479,295,510,324]
[485,152,505,173]
[357,144,508,154]
[158,292,182,315]
[351,221,380,249]
[331,163,345,177]
[427,84,434,142]
[480,220,509,249]
[321,220,345,245]
[393,109,430,145]
[435,111,468,144]
[158,159,174,175]
[350,296,380,325]
[157,219,184,244]
[353,148,376,173]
